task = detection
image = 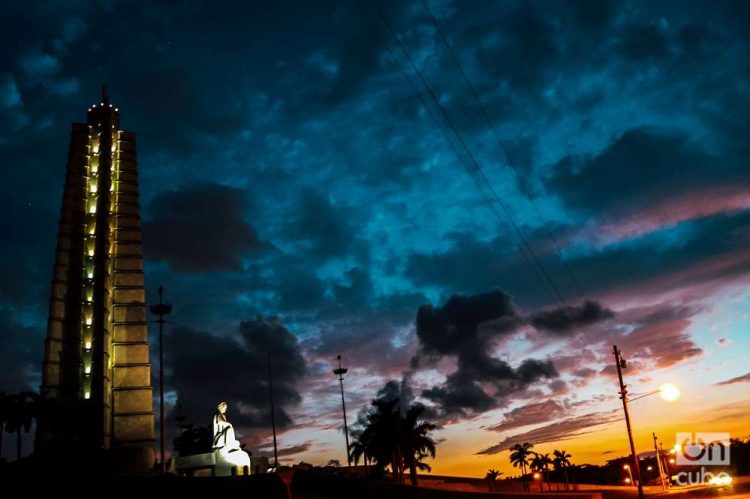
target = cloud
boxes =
[258,440,314,458]
[476,410,620,455]
[715,372,750,386]
[18,47,60,77]
[415,290,518,358]
[287,188,362,261]
[0,73,22,108]
[486,400,567,432]
[166,317,306,432]
[143,182,266,272]
[615,24,669,61]
[590,185,750,245]
[531,300,614,333]
[474,3,560,92]
[594,303,703,372]
[0,73,29,137]
[415,290,558,416]
[547,127,747,218]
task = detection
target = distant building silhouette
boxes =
[38,86,154,470]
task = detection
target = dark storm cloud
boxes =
[167,317,306,431]
[405,232,552,304]
[415,290,517,357]
[407,206,750,308]
[531,300,614,334]
[546,127,747,217]
[615,24,670,61]
[288,188,365,262]
[415,291,557,416]
[142,182,266,272]
[473,3,560,93]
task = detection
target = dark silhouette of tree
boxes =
[173,423,212,456]
[401,404,436,486]
[553,449,573,491]
[348,397,437,485]
[4,392,39,460]
[349,436,370,470]
[509,442,534,491]
[530,452,553,491]
[485,468,502,480]
[0,392,8,460]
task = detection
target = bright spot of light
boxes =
[659,383,681,402]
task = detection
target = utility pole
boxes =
[267,351,279,468]
[613,345,644,499]
[653,432,667,491]
[333,355,351,467]
[149,285,172,475]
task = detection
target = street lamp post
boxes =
[333,355,350,467]
[267,351,279,468]
[653,432,667,490]
[149,285,172,475]
[613,345,644,499]
[623,463,634,485]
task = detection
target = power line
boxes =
[419,0,585,299]
[355,1,559,305]
[363,1,567,306]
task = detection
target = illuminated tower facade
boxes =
[40,87,154,469]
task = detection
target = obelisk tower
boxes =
[40,87,155,470]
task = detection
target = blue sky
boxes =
[1,0,749,472]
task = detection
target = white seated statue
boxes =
[212,401,251,474]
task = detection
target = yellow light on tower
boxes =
[85,341,92,349]
[659,383,681,402]
[85,365,91,374]
[84,391,91,399]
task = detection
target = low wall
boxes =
[291,470,603,499]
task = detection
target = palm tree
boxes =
[509,442,534,491]
[485,468,502,480]
[359,398,402,481]
[540,453,553,491]
[349,437,369,469]
[348,398,437,485]
[553,449,573,491]
[401,404,436,486]
[529,453,551,492]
